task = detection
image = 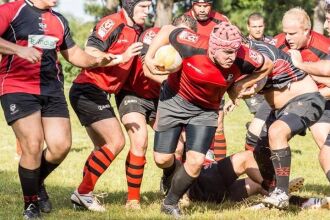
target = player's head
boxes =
[122,0,152,25]
[282,7,311,49]
[208,22,242,69]
[324,0,330,34]
[32,0,58,8]
[191,0,213,21]
[172,14,198,32]
[247,12,265,41]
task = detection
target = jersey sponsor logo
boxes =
[98,19,115,38]
[118,39,129,44]
[178,30,199,43]
[28,35,59,49]
[249,50,263,65]
[143,30,157,45]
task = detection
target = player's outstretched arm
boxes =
[290,49,330,77]
[61,45,115,68]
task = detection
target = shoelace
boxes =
[93,192,108,205]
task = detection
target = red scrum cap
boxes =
[208,22,242,54]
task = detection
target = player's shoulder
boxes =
[310,31,330,52]
[272,33,286,47]
[211,11,229,22]
[0,0,25,13]
[140,27,161,44]
[173,28,208,49]
[94,12,126,40]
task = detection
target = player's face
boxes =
[192,3,212,21]
[133,1,152,25]
[247,19,265,40]
[282,18,309,50]
[35,0,57,8]
[213,49,237,69]
[324,12,330,35]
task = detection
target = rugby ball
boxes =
[154,44,182,73]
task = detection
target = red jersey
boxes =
[168,28,264,110]
[0,0,75,97]
[122,27,161,99]
[74,10,140,94]
[274,31,330,88]
[185,10,229,36]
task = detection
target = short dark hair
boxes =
[172,14,198,32]
[247,12,264,25]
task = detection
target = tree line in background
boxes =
[84,0,327,35]
[0,0,328,82]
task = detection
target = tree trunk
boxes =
[313,0,326,34]
[154,0,174,27]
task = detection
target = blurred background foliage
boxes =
[0,0,327,82]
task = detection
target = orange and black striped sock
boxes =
[78,145,115,194]
[126,151,146,201]
[212,132,227,161]
[82,151,94,177]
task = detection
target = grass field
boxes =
[1,86,330,219]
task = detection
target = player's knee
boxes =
[131,136,148,152]
[154,153,173,168]
[21,138,43,156]
[185,154,204,174]
[112,136,126,150]
[268,123,289,144]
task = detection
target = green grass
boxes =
[1,86,330,219]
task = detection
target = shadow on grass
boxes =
[184,197,302,216]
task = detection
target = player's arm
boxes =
[60,45,115,68]
[145,25,177,75]
[84,42,143,67]
[0,37,41,63]
[142,62,167,83]
[290,49,330,77]
[234,55,273,97]
[319,87,330,99]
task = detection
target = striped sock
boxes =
[126,151,146,201]
[212,132,227,161]
[83,151,94,177]
[78,145,115,194]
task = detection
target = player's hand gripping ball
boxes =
[154,45,182,73]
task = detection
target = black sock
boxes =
[18,165,40,209]
[39,150,59,184]
[164,166,196,205]
[326,170,330,183]
[271,147,291,194]
[163,157,178,178]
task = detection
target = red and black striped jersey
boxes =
[168,28,264,110]
[185,10,229,36]
[74,10,141,94]
[122,27,161,99]
[248,40,305,90]
[0,0,75,97]
[274,31,330,88]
